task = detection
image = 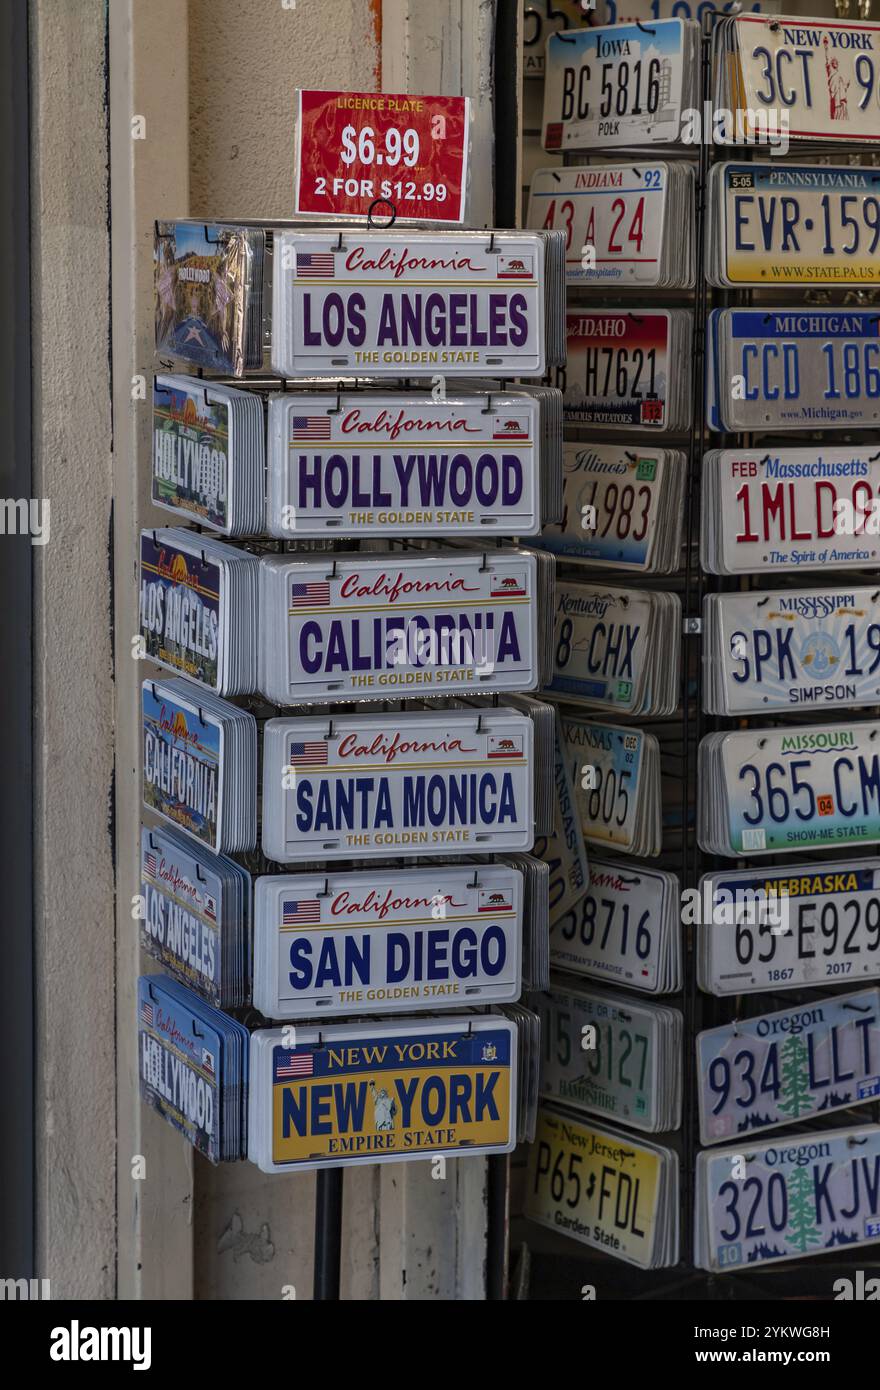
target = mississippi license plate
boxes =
[699,1125,880,1271]
[708,586,880,714]
[272,231,548,376]
[719,722,880,855]
[528,164,668,285]
[698,989,880,1145]
[526,1107,665,1267]
[716,163,880,285]
[700,862,880,996]
[733,15,880,144]
[542,19,689,149]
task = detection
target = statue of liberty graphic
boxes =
[824,36,850,120]
[369,1081,397,1132]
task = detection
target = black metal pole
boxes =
[313,1169,344,1300]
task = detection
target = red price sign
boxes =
[294,90,470,224]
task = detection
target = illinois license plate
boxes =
[563,310,672,427]
[719,721,880,855]
[542,19,689,149]
[716,163,880,285]
[709,586,880,714]
[528,164,668,285]
[537,444,665,568]
[699,989,880,1146]
[733,15,880,144]
[700,861,880,995]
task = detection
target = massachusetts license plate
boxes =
[698,989,880,1146]
[715,163,880,285]
[272,231,548,376]
[542,19,690,149]
[716,721,880,855]
[528,164,668,285]
[707,586,880,714]
[698,1124,880,1271]
[733,15,880,144]
[700,862,880,996]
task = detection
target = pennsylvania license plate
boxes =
[733,15,880,144]
[698,989,880,1145]
[714,163,880,285]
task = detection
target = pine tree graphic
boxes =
[777,1035,812,1120]
[785,1165,822,1256]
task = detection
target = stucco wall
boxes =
[188,0,381,218]
[30,0,115,1299]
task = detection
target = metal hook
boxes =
[756,595,770,608]
[476,713,485,735]
[326,558,339,581]
[148,834,158,852]
[760,454,773,467]
[197,707,207,727]
[627,313,644,325]
[196,865,206,883]
[869,451,880,463]
[203,225,223,244]
[635,20,656,35]
[486,231,497,254]
[326,719,337,740]
[318,878,331,897]
[154,221,173,241]
[151,683,158,701]
[469,869,481,890]
[334,230,347,252]
[479,553,491,572]
[328,381,345,415]
[849,1134,869,1146]
[482,393,493,415]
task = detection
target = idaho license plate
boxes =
[563,310,672,427]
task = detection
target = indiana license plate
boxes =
[528,164,668,284]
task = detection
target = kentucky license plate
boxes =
[710,163,880,286]
[699,861,880,996]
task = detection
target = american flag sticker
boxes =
[276,1050,315,1079]
[487,735,523,759]
[296,252,336,279]
[144,851,157,878]
[283,899,322,925]
[291,416,332,441]
[288,740,329,767]
[290,581,331,608]
[141,1000,154,1027]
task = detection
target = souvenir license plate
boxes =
[526,1107,663,1268]
[551,861,666,991]
[539,444,665,567]
[552,586,652,710]
[698,989,880,1145]
[528,165,667,285]
[543,20,688,149]
[702,862,880,995]
[714,587,880,713]
[712,447,880,572]
[142,682,222,851]
[723,308,880,429]
[734,16,880,144]
[539,985,660,1130]
[719,164,880,284]
[273,232,547,376]
[267,1017,516,1168]
[563,311,671,427]
[523,0,594,79]
[721,722,880,855]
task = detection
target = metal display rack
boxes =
[515,8,880,1300]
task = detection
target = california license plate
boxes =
[732,15,880,144]
[698,989,880,1146]
[698,861,880,996]
[711,163,880,285]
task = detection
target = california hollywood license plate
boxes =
[700,861,880,995]
[723,308,880,430]
[702,1125,880,1271]
[273,232,547,376]
[142,682,221,851]
[551,861,667,991]
[270,711,535,859]
[714,587,880,714]
[538,984,660,1130]
[719,164,880,285]
[698,989,880,1146]
[526,1107,663,1268]
[267,1017,516,1168]
[268,865,522,1016]
[721,722,880,855]
[542,20,687,150]
[280,553,539,699]
[713,447,880,573]
[528,165,668,286]
[563,311,671,427]
[551,586,652,710]
[152,378,229,530]
[270,393,541,537]
[734,15,880,144]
